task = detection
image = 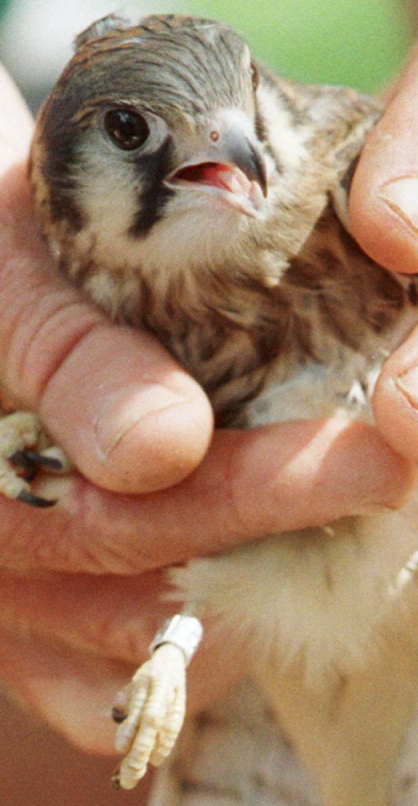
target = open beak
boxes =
[164,128,267,217]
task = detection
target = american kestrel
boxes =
[7,11,418,805]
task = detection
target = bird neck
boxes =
[136,265,292,426]
[68,203,412,428]
[134,206,412,426]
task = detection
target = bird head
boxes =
[31,14,272,284]
[31,12,381,321]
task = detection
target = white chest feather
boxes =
[170,305,418,682]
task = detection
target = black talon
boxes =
[10,450,63,472]
[16,489,57,508]
[9,450,39,481]
[10,450,37,471]
[111,706,127,724]
[24,451,63,470]
[111,769,121,790]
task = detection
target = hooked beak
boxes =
[164,127,267,217]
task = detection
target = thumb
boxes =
[349,50,418,462]
[350,46,418,274]
[0,70,213,494]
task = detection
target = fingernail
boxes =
[379,176,418,232]
[395,366,418,409]
[95,383,186,461]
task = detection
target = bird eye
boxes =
[104,108,150,151]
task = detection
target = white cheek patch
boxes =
[126,195,250,281]
[72,135,262,288]
[76,141,140,258]
[258,84,308,173]
[70,118,277,294]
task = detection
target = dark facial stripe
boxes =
[40,104,85,231]
[129,136,174,237]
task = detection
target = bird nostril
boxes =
[210,130,220,143]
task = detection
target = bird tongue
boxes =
[167,160,265,216]
[173,162,251,195]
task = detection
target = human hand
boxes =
[350,47,418,465]
[0,65,413,760]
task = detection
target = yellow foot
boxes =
[111,614,203,790]
[0,411,69,507]
[112,643,187,790]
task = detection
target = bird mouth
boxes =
[165,160,266,217]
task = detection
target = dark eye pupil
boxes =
[104,109,150,150]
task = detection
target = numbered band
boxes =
[149,614,204,665]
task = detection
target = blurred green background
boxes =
[0,0,414,110]
[175,0,412,92]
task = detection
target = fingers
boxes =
[0,692,152,806]
[0,602,245,759]
[374,323,418,462]
[0,70,213,494]
[0,624,132,755]
[0,416,412,575]
[350,46,418,273]
[0,570,247,757]
[348,50,418,461]
[0,572,170,665]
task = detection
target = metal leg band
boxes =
[149,614,204,665]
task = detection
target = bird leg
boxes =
[0,411,70,507]
[112,611,204,791]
